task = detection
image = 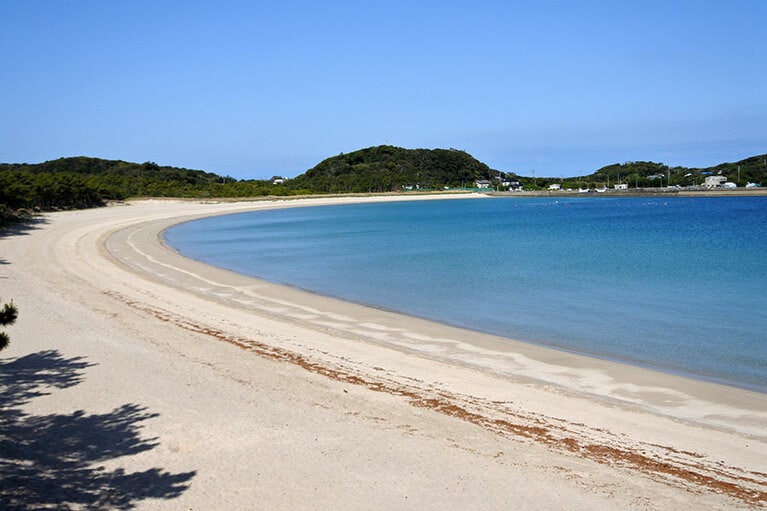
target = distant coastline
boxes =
[3,150,766,220]
[490,187,767,198]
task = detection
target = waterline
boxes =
[165,197,767,392]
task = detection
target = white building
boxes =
[548,183,561,191]
[501,177,523,191]
[704,176,727,188]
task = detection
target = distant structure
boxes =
[271,176,285,185]
[614,183,628,190]
[500,177,523,191]
[548,183,561,191]
[704,176,727,189]
[475,179,492,189]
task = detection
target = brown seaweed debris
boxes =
[106,291,767,508]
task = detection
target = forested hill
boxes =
[290,145,498,193]
[1,156,220,179]
[0,157,227,197]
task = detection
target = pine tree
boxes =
[0,297,18,351]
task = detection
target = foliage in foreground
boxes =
[0,297,18,351]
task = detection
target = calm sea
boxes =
[164,197,767,392]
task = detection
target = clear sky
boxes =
[2,1,765,179]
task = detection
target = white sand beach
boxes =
[1,195,766,510]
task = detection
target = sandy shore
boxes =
[1,195,765,510]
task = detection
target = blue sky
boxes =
[2,1,765,179]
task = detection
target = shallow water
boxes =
[165,197,767,392]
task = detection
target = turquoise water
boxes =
[164,197,767,392]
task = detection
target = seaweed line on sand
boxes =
[106,290,767,508]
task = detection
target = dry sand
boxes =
[1,195,765,510]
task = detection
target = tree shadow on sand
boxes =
[0,216,48,241]
[1,216,49,266]
[0,350,195,510]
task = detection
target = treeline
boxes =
[290,145,498,193]
[0,171,104,213]
[520,154,767,190]
[0,157,310,222]
[585,155,767,188]
[2,147,497,222]
[3,150,766,223]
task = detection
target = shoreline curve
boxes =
[3,194,766,509]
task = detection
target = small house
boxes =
[501,178,523,191]
[704,176,727,189]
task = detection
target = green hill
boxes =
[290,145,499,193]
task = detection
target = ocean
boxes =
[164,196,767,392]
